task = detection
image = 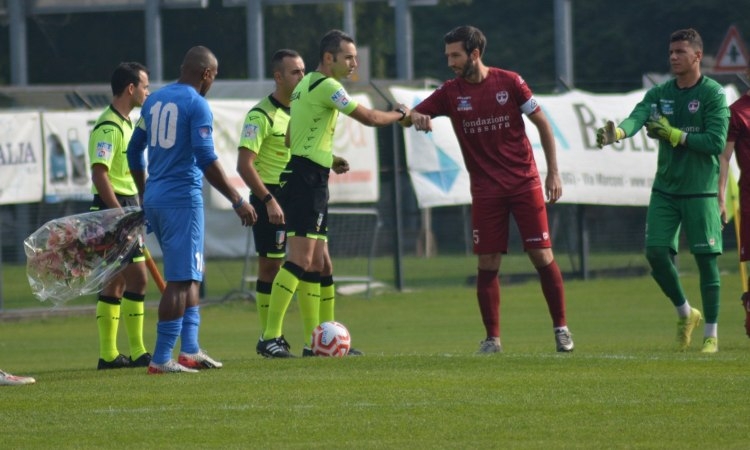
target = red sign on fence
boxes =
[714,25,749,73]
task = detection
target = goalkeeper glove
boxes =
[646,116,686,148]
[596,121,625,148]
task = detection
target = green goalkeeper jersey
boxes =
[619,76,729,196]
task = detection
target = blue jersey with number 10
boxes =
[127,83,218,208]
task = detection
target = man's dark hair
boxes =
[670,28,703,51]
[444,25,487,57]
[271,49,301,73]
[319,29,355,61]
[111,62,148,97]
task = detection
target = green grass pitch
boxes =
[2,256,750,448]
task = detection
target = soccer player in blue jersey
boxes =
[127,46,257,374]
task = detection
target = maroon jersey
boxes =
[414,67,542,198]
[729,94,750,201]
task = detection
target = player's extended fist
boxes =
[595,121,624,148]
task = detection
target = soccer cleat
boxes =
[476,337,502,354]
[257,337,296,358]
[97,354,131,370]
[147,359,199,374]
[701,337,718,353]
[0,369,36,386]
[677,308,703,350]
[302,347,316,357]
[258,334,292,351]
[129,352,152,368]
[278,335,292,352]
[347,347,364,356]
[555,329,574,352]
[742,292,750,338]
[178,349,223,369]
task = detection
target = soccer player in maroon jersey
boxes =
[404,25,573,353]
[719,63,750,339]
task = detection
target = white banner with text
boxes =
[390,85,741,208]
[1,87,740,209]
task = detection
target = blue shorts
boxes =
[145,206,204,282]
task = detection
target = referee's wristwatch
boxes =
[395,106,407,121]
[262,193,274,204]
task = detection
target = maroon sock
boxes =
[476,269,500,338]
[536,260,567,327]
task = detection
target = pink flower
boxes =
[25,207,146,304]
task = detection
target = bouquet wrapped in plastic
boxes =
[24,207,146,305]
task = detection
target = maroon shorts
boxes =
[471,187,552,254]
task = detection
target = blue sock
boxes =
[180,306,201,354]
[153,318,182,364]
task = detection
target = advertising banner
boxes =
[0,111,44,204]
[40,110,100,202]
[390,85,741,208]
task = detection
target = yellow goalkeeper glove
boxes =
[596,121,625,148]
[646,116,686,148]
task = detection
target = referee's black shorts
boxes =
[277,156,329,239]
[251,184,286,258]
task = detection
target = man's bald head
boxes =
[179,46,218,96]
[181,46,217,75]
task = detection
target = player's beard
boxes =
[460,59,477,79]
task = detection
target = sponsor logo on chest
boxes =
[456,96,472,112]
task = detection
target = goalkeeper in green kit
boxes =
[597,28,729,353]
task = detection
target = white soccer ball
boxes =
[311,321,351,357]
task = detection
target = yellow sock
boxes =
[121,294,147,359]
[319,281,335,323]
[263,267,299,340]
[96,299,120,361]
[298,277,321,347]
[256,280,273,334]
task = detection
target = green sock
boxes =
[121,294,147,359]
[319,280,335,323]
[256,280,273,334]
[646,246,686,307]
[695,253,721,323]
[298,276,321,347]
[96,299,120,361]
[263,267,300,340]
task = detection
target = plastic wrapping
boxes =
[24,207,146,305]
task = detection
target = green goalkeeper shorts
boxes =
[645,190,723,255]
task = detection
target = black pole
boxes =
[369,81,405,291]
